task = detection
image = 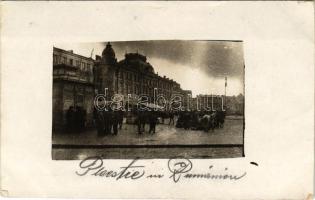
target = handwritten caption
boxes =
[75,156,247,183]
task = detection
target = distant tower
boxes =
[95,42,118,97]
[101,42,117,65]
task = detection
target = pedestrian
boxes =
[169,111,175,125]
[73,106,80,132]
[217,110,226,128]
[103,107,112,135]
[112,111,119,135]
[96,110,105,137]
[183,111,191,130]
[190,111,199,130]
[82,108,87,130]
[137,110,146,134]
[118,110,124,130]
[201,114,210,132]
[136,111,141,134]
[66,106,75,133]
[149,111,158,134]
[210,111,216,131]
[93,107,98,128]
[76,106,86,132]
[161,112,165,124]
[176,112,184,128]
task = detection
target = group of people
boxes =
[66,106,226,135]
[66,106,87,133]
[134,110,161,134]
[94,108,124,137]
[176,110,226,132]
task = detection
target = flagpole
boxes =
[224,77,227,111]
[211,93,213,111]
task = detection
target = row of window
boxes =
[53,54,92,72]
[119,73,174,90]
[123,84,172,97]
[53,69,93,82]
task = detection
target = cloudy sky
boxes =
[55,40,244,97]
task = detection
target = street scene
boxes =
[53,116,243,159]
[52,40,245,160]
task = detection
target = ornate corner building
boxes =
[53,42,190,130]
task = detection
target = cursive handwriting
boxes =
[167,159,246,183]
[76,156,145,180]
[75,157,247,183]
[168,159,193,182]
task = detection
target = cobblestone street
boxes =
[52,116,244,159]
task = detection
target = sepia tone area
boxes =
[52,40,244,160]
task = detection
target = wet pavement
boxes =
[52,116,244,160]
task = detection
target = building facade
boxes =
[53,43,191,130]
[53,43,241,131]
[53,47,95,130]
[94,42,188,108]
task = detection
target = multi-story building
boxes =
[94,42,188,108]
[53,43,191,130]
[53,43,245,131]
[53,47,95,130]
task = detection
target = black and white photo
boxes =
[52,40,245,160]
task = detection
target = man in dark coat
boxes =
[66,106,75,133]
[190,111,199,130]
[168,111,175,126]
[103,108,112,135]
[149,111,158,134]
[72,106,80,132]
[209,111,217,131]
[112,111,119,135]
[76,107,87,132]
[217,110,226,128]
[117,110,124,130]
[176,112,184,128]
[137,110,146,134]
[183,111,191,130]
[96,110,105,137]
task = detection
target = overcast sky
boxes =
[55,40,244,97]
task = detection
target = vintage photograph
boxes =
[52,40,245,160]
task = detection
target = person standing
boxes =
[112,111,119,135]
[103,107,112,135]
[183,111,191,130]
[76,107,86,132]
[169,111,175,126]
[73,106,80,132]
[118,110,124,130]
[136,110,141,134]
[66,106,75,133]
[149,111,158,134]
[137,110,146,134]
[96,110,105,137]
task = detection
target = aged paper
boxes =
[0,1,314,199]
